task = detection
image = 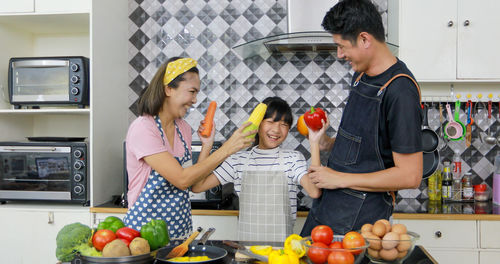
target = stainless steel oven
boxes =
[0,141,88,204]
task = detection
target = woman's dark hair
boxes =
[321,0,385,44]
[137,57,199,116]
[254,96,293,146]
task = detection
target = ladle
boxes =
[484,100,496,145]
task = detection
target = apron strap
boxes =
[355,72,422,105]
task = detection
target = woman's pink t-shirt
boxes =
[125,115,192,208]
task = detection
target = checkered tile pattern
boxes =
[128,0,499,208]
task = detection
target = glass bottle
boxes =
[441,161,452,200]
[452,150,462,180]
[428,167,442,201]
[462,172,474,201]
[494,152,500,205]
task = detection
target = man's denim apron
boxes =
[301,73,420,236]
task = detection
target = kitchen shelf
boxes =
[0,108,90,115]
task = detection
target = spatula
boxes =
[165,227,203,259]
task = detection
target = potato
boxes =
[129,237,151,255]
[102,239,131,257]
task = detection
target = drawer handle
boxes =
[434,231,442,238]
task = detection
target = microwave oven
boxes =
[0,141,88,205]
[8,56,89,109]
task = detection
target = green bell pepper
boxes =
[140,219,170,250]
[97,216,125,233]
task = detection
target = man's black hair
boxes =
[321,0,385,44]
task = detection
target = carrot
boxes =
[200,101,217,137]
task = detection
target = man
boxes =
[301,0,423,236]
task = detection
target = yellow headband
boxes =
[163,58,198,86]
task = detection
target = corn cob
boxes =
[243,103,267,138]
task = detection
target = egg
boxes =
[367,248,380,259]
[391,224,407,234]
[375,219,391,233]
[361,223,373,233]
[397,233,412,252]
[397,250,408,259]
[379,248,398,261]
[382,232,400,250]
[363,232,382,250]
[372,222,387,237]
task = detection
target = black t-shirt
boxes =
[353,59,423,169]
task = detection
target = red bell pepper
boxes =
[116,227,141,243]
[304,106,327,131]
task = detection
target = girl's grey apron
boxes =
[301,73,421,236]
[237,151,292,242]
[124,116,193,239]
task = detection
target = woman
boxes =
[123,57,255,238]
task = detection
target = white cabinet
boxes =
[0,0,89,14]
[388,0,500,81]
[0,0,34,13]
[0,0,128,207]
[0,205,90,264]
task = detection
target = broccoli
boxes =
[55,222,92,262]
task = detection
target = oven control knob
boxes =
[73,173,83,182]
[74,184,84,194]
[74,160,85,170]
[73,149,83,158]
[71,63,79,72]
[208,185,222,194]
[71,87,80,95]
[71,75,80,84]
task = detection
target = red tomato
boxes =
[327,251,355,264]
[342,231,365,255]
[308,242,330,264]
[311,225,334,244]
[92,229,116,251]
[329,241,343,249]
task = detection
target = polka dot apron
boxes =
[124,116,193,239]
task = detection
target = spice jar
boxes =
[474,184,490,202]
[462,172,474,201]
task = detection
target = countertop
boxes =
[90,199,500,220]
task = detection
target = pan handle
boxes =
[198,228,216,245]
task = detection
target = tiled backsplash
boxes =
[128,0,499,204]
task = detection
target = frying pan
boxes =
[422,150,439,179]
[421,104,439,153]
[444,101,465,141]
[154,244,227,264]
[71,251,154,264]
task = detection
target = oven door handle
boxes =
[1,146,58,152]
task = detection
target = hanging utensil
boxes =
[422,104,439,153]
[444,102,464,140]
[484,100,496,145]
[465,100,472,147]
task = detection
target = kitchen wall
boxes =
[127,0,500,206]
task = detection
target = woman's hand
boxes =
[197,120,215,147]
[220,122,256,155]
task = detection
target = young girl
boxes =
[123,57,255,238]
[192,96,325,241]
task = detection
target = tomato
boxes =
[342,231,365,255]
[296,114,309,136]
[327,251,354,264]
[92,229,116,251]
[329,241,343,249]
[307,242,330,264]
[311,225,334,244]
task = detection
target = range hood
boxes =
[233,0,337,58]
[233,0,398,59]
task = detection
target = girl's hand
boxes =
[221,122,256,155]
[308,117,329,144]
[197,120,215,147]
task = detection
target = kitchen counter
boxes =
[91,199,500,220]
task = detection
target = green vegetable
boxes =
[140,219,170,250]
[97,216,125,233]
[55,222,92,262]
[75,244,102,257]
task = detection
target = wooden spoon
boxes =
[165,227,203,259]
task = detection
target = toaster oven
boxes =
[8,56,89,109]
[0,141,88,204]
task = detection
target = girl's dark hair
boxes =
[254,97,293,146]
[137,57,199,116]
[321,0,385,44]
